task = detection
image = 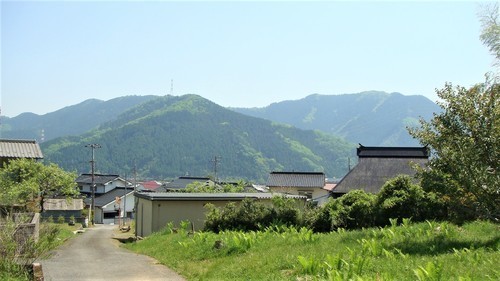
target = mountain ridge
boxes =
[231,91,439,146]
[41,95,356,182]
[0,95,158,141]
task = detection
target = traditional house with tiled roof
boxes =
[0,139,43,167]
[332,144,429,196]
[266,171,328,203]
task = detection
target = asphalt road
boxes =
[40,224,185,281]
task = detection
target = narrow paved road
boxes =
[40,224,185,281]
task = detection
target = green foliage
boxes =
[414,260,444,281]
[204,197,303,233]
[0,159,79,213]
[204,200,270,232]
[376,175,435,224]
[125,220,500,280]
[408,79,499,221]
[0,217,78,280]
[303,201,333,233]
[330,189,376,229]
[184,181,244,193]
[57,215,65,224]
[479,2,500,64]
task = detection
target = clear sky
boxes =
[0,0,495,117]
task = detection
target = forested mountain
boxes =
[41,95,356,183]
[0,95,157,141]
[232,91,440,146]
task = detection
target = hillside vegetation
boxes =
[233,91,439,146]
[41,95,356,182]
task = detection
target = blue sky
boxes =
[0,1,495,117]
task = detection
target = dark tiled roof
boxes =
[90,187,133,207]
[135,192,306,201]
[0,139,43,159]
[357,145,429,158]
[267,172,325,188]
[76,174,121,185]
[164,176,211,190]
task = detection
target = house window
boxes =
[298,191,313,199]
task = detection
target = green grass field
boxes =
[124,220,499,280]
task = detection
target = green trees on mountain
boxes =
[42,95,356,182]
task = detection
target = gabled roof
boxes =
[86,187,134,207]
[267,172,325,188]
[76,174,123,185]
[163,176,212,190]
[357,144,429,158]
[0,139,43,159]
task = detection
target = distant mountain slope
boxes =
[41,95,356,183]
[0,95,157,141]
[232,91,440,146]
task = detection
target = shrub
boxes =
[303,201,333,233]
[376,175,430,224]
[204,197,305,232]
[330,190,376,230]
[271,196,302,226]
[57,215,65,224]
[204,199,272,232]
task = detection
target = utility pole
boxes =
[212,156,220,183]
[123,174,128,227]
[85,144,101,225]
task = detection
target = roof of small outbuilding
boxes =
[135,192,306,201]
[0,139,43,159]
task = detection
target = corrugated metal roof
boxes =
[135,192,306,201]
[0,139,43,159]
[357,145,429,158]
[266,172,325,188]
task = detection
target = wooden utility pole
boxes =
[85,143,101,225]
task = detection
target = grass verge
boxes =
[123,220,499,280]
[0,222,82,281]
